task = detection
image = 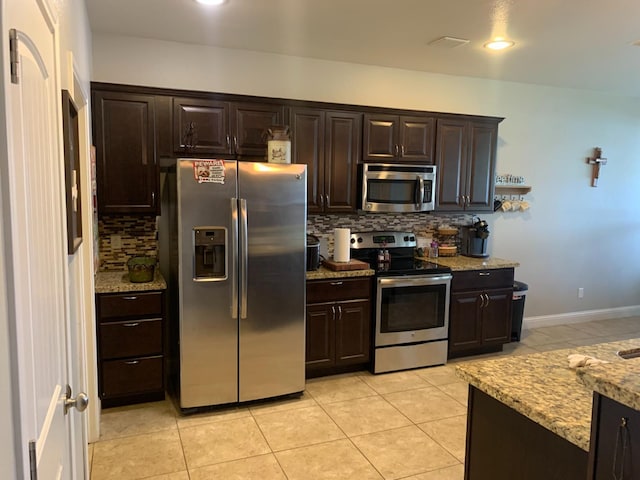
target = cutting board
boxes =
[322,258,370,271]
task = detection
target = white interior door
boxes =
[3,0,85,478]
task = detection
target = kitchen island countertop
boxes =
[95,270,167,293]
[416,255,519,271]
[455,338,640,451]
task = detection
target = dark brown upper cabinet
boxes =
[173,97,285,158]
[290,107,362,214]
[92,90,159,215]
[435,117,500,212]
[363,114,435,163]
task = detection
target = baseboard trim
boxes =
[523,305,640,329]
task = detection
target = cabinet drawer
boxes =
[451,268,514,291]
[101,356,163,398]
[98,291,163,319]
[307,277,371,303]
[99,318,162,359]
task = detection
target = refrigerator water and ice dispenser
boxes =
[193,227,227,280]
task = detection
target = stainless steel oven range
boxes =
[350,231,452,374]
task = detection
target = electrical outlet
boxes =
[578,287,584,299]
[111,234,122,250]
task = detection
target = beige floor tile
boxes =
[249,391,318,416]
[176,405,251,429]
[305,375,377,404]
[144,472,190,480]
[99,400,177,441]
[180,416,270,469]
[418,415,467,462]
[436,381,469,407]
[88,443,94,476]
[358,370,431,394]
[189,453,286,480]
[404,463,465,480]
[91,429,186,480]
[253,405,345,451]
[529,342,574,352]
[276,439,383,480]
[383,387,466,423]
[414,365,459,386]
[519,330,556,346]
[323,395,411,436]
[500,343,539,356]
[351,425,458,479]
[534,324,593,341]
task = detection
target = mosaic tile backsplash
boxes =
[99,215,158,271]
[308,212,475,255]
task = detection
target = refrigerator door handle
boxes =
[230,198,239,320]
[240,198,249,320]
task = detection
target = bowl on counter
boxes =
[127,256,156,283]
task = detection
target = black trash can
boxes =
[511,281,528,341]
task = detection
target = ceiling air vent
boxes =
[428,36,470,49]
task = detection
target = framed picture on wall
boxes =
[61,89,82,254]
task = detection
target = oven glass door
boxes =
[376,275,451,346]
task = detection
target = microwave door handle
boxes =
[416,176,425,209]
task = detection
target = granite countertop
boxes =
[306,265,375,280]
[455,338,640,451]
[416,255,520,271]
[95,270,167,293]
[576,353,640,411]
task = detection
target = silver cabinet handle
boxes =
[239,198,248,320]
[395,144,399,157]
[484,293,489,307]
[325,194,330,208]
[479,272,491,276]
[226,134,230,148]
[479,294,485,308]
[230,198,239,319]
[337,305,343,321]
[124,360,140,365]
[401,145,405,157]
[234,135,239,153]
[331,305,336,320]
[122,322,140,327]
[330,281,343,286]
[122,296,138,300]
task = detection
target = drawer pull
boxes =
[478,272,491,276]
[122,296,138,300]
[330,281,343,286]
[124,360,140,365]
[122,322,140,327]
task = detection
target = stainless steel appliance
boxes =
[350,232,452,373]
[359,163,436,213]
[160,159,307,410]
[306,234,321,271]
[460,218,490,258]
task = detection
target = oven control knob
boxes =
[357,237,363,243]
[409,235,415,241]
[350,238,356,244]
[404,236,409,241]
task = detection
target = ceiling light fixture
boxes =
[194,0,226,5]
[484,38,515,51]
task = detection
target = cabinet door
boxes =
[449,291,482,353]
[173,97,231,155]
[324,111,361,213]
[232,102,285,157]
[399,115,435,163]
[435,118,467,211]
[335,299,370,365]
[93,91,158,214]
[481,288,512,345]
[363,113,398,161]
[466,121,498,212]
[291,108,325,214]
[305,303,335,370]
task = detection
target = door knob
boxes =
[64,384,89,415]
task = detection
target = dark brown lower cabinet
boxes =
[96,291,166,407]
[588,393,640,479]
[306,277,372,378]
[466,386,588,480]
[449,269,513,358]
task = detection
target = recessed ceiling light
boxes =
[194,0,226,5]
[484,38,515,50]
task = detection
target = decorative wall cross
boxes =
[586,147,607,187]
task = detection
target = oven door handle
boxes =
[378,274,452,287]
[415,176,424,209]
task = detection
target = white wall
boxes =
[92,34,640,322]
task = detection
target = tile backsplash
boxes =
[99,215,158,271]
[308,212,475,254]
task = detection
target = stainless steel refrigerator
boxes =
[161,159,307,410]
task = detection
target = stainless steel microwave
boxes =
[359,163,436,213]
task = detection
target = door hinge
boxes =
[10,28,19,84]
[28,439,38,480]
